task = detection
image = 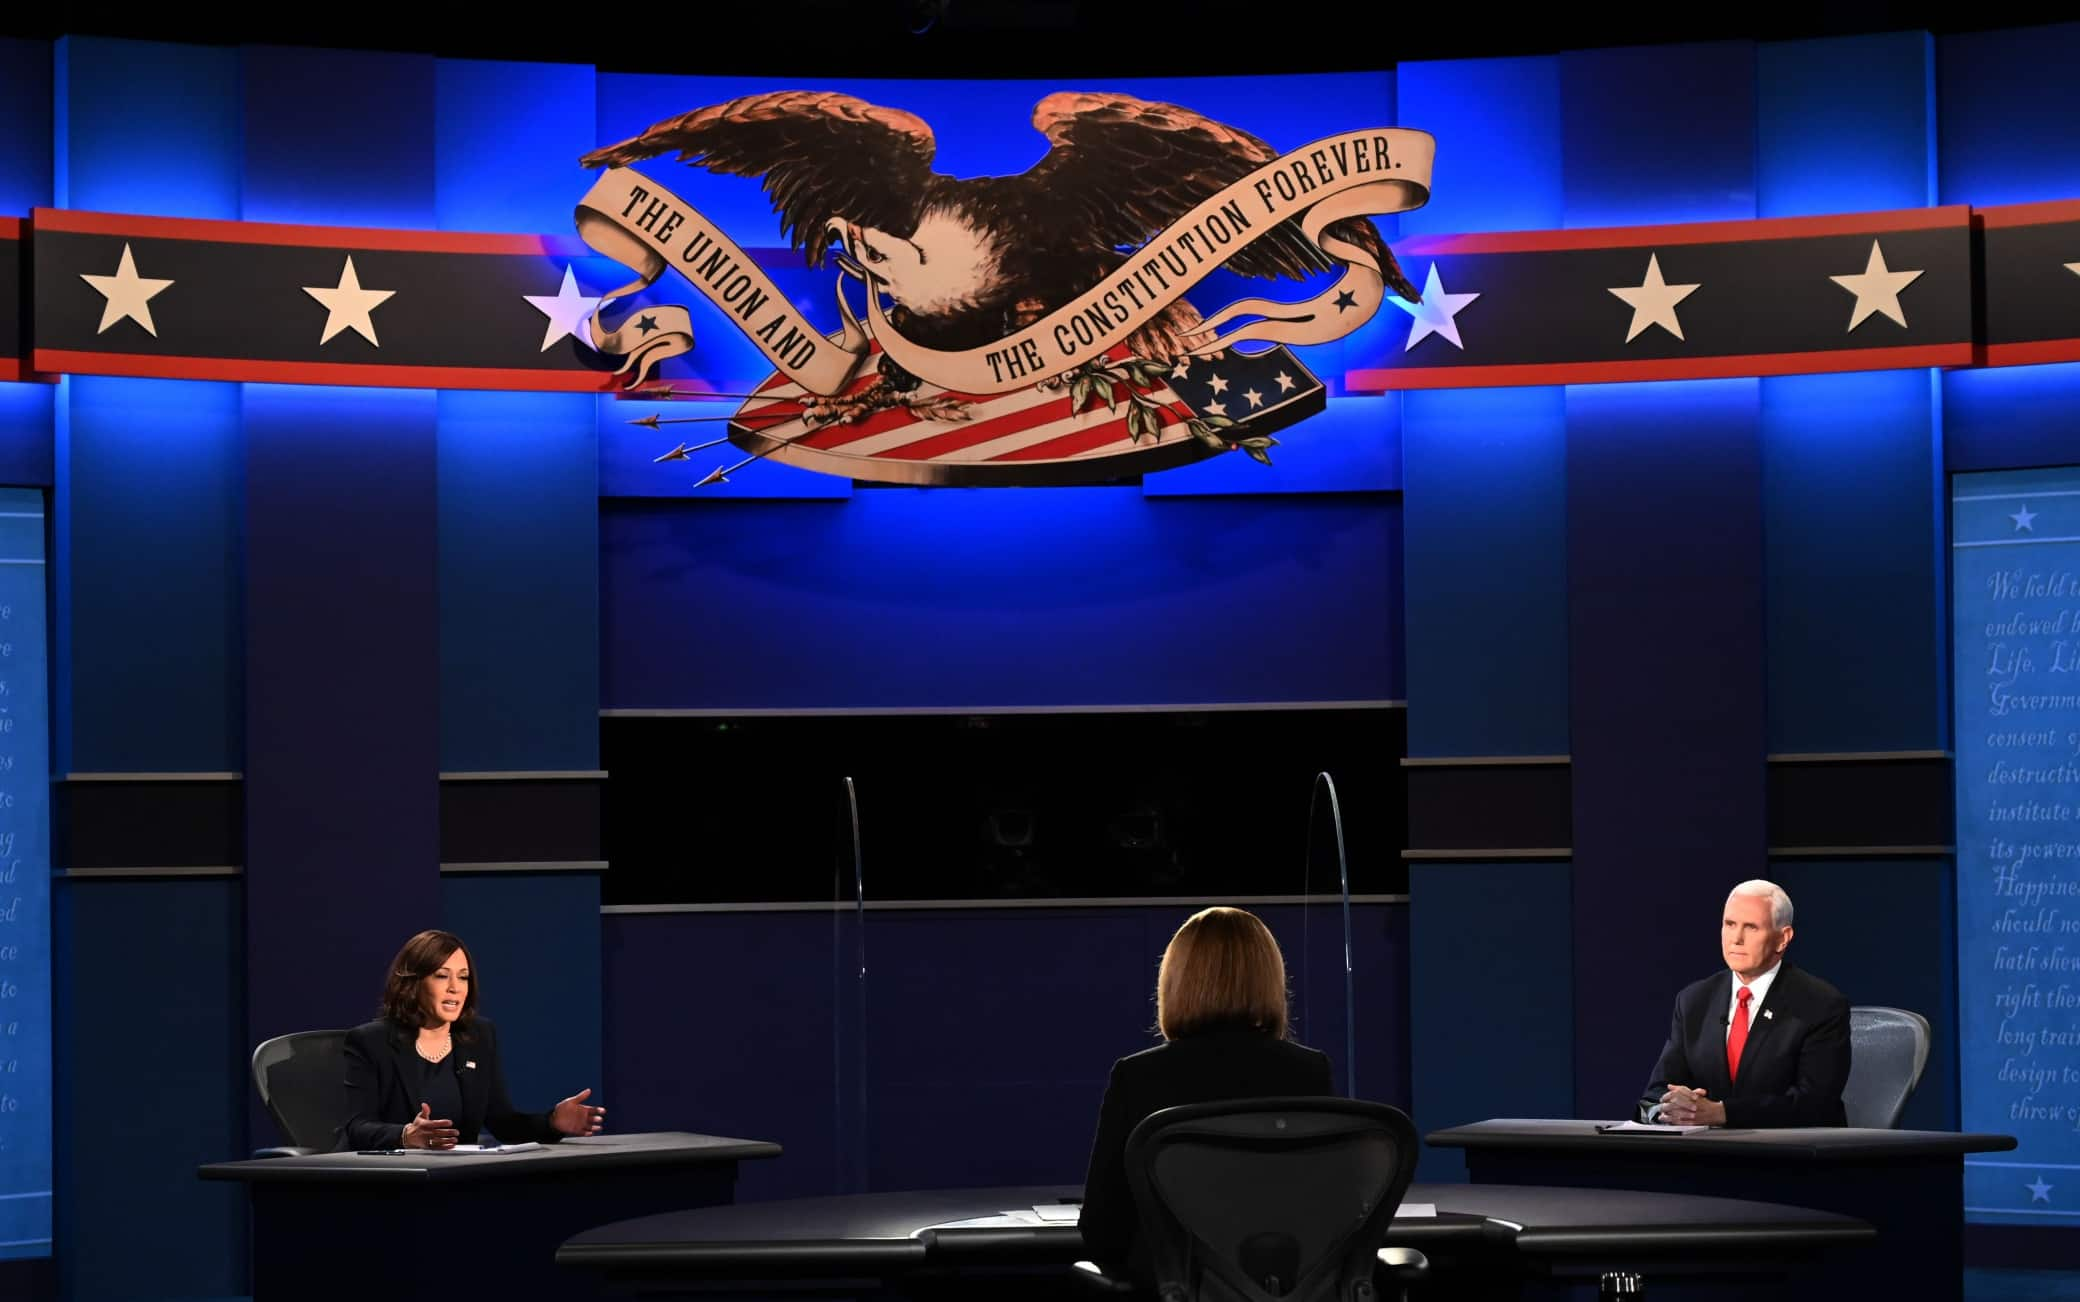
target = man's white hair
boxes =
[1729,879,1794,929]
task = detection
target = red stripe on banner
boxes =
[870,392,1075,460]
[0,218,20,241]
[33,208,593,258]
[1396,206,1969,257]
[1345,342,1974,391]
[1982,339,2080,367]
[33,349,622,391]
[1976,200,2080,230]
[0,360,27,382]
[990,407,1188,462]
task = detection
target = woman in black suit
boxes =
[335,929,607,1151]
[1079,906,1336,1279]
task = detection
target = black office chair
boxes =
[1080,1097,1426,1302]
[250,1029,352,1157]
[1842,1005,1931,1129]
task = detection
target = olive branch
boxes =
[1041,357,1280,466]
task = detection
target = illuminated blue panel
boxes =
[438,391,599,770]
[56,37,239,219]
[242,46,435,227]
[0,385,52,488]
[1758,32,1934,217]
[0,487,51,1262]
[1142,395,1401,497]
[1400,386,1567,756]
[436,58,597,235]
[1762,370,1943,752]
[1945,363,2080,473]
[243,384,439,1045]
[0,38,52,215]
[1951,466,2080,1224]
[56,377,241,773]
[602,487,1401,709]
[1567,378,1765,1114]
[1394,56,1562,236]
[1938,22,2080,207]
[1562,43,1757,227]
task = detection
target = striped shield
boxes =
[710,341,1327,487]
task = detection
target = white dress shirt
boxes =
[1726,960,1782,1040]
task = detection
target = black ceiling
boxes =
[3,3,2074,78]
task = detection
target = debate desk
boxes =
[199,1131,781,1302]
[1427,1120,2017,1302]
[554,1181,1874,1300]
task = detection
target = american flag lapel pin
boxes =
[1762,1010,1773,1021]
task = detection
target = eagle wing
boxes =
[1019,92,1415,298]
[580,91,939,266]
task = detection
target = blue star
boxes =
[2012,504,2038,532]
[637,314,660,335]
[2027,1176,2053,1203]
[1334,290,1358,312]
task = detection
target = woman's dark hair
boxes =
[379,930,478,1033]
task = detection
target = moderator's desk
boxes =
[1427,1120,2018,1302]
[556,1181,1874,1300]
[200,1130,781,1302]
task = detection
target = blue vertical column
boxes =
[1561,41,1765,1117]
[48,37,249,1302]
[1396,55,1575,1176]
[1755,33,1956,1132]
[240,46,441,1053]
[432,57,605,1111]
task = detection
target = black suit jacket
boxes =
[336,1016,565,1152]
[1636,961,1852,1128]
[1079,1028,1336,1279]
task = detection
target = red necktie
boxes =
[1727,985,1753,1081]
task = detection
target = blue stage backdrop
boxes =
[0,488,49,1259]
[1954,466,2080,1226]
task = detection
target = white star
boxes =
[1170,360,1192,379]
[2012,504,2038,532]
[2027,1176,2053,1203]
[1205,399,1228,417]
[1608,254,1700,343]
[1829,240,1923,331]
[1392,262,1481,352]
[1207,373,1229,395]
[1274,372,1296,393]
[523,265,605,352]
[1243,388,1265,409]
[303,256,396,347]
[79,243,175,337]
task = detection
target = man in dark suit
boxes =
[1638,879,1852,1128]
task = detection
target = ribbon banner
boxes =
[573,127,1435,395]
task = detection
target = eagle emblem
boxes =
[575,91,1432,485]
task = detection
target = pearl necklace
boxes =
[415,1028,453,1064]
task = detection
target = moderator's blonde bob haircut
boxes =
[1156,906,1291,1041]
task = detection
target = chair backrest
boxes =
[251,1030,353,1151]
[1842,1006,1930,1129]
[1125,1097,1417,1302]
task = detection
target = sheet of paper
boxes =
[1393,1203,1436,1218]
[1595,1121,1709,1135]
[422,1141,543,1154]
[1031,1204,1081,1223]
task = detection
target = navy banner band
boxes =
[4,199,2078,391]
